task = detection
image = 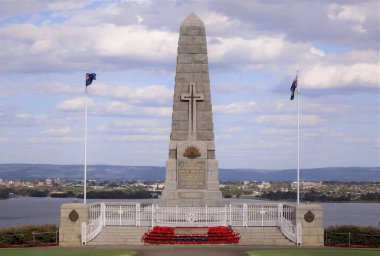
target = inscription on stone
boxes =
[177,159,206,189]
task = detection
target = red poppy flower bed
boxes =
[142,226,240,244]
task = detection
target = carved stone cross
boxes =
[181,83,204,140]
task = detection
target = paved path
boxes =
[133,245,249,256]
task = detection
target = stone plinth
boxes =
[59,203,88,246]
[295,204,324,246]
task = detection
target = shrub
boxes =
[0,224,58,246]
[325,225,380,247]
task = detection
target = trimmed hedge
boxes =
[325,225,380,247]
[0,224,58,246]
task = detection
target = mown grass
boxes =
[0,248,136,256]
[247,248,380,256]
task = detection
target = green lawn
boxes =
[0,248,136,256]
[247,249,380,256]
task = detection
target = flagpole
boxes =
[84,79,88,204]
[296,70,300,205]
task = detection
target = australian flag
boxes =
[86,73,96,86]
[290,75,298,100]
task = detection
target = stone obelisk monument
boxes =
[161,13,223,207]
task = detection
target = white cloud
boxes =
[97,119,169,134]
[113,134,167,142]
[226,127,244,134]
[310,47,325,57]
[214,101,256,114]
[255,114,325,127]
[0,23,177,73]
[328,4,366,23]
[42,126,72,136]
[15,113,47,122]
[301,63,379,89]
[135,15,144,24]
[328,3,368,33]
[47,0,92,11]
[208,35,306,64]
[0,137,10,143]
[93,25,177,60]
[259,128,294,137]
[56,98,171,117]
[56,97,94,111]
[91,83,172,104]
[28,136,82,144]
[202,11,241,35]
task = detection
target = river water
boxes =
[0,197,379,228]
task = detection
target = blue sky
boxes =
[0,0,379,169]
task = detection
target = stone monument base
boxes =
[160,140,223,207]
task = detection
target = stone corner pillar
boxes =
[59,203,88,247]
[295,203,324,246]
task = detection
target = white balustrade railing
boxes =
[81,202,300,244]
[82,203,104,245]
[278,204,302,245]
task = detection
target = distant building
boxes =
[46,179,53,186]
[0,178,3,184]
[257,181,271,190]
[301,181,323,189]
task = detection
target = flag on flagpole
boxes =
[86,73,96,86]
[290,75,298,100]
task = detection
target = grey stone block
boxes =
[200,45,207,54]
[194,54,208,63]
[169,149,176,159]
[170,131,188,141]
[196,131,214,141]
[198,111,212,121]
[178,45,202,54]
[173,101,189,111]
[180,26,205,36]
[207,150,215,159]
[197,121,213,131]
[179,36,206,45]
[166,159,177,171]
[201,64,209,72]
[164,180,177,190]
[175,72,193,83]
[177,54,193,64]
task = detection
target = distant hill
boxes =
[0,164,379,182]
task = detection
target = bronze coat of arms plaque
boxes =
[304,210,315,223]
[69,209,79,222]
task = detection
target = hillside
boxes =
[0,164,379,182]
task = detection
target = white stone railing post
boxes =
[136,203,140,227]
[81,222,86,245]
[243,203,247,227]
[175,205,178,225]
[278,204,283,227]
[229,204,232,226]
[151,204,154,228]
[205,205,208,226]
[297,222,302,245]
[101,203,106,227]
[224,205,227,226]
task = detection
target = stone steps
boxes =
[87,226,296,246]
[87,226,149,246]
[234,227,295,246]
